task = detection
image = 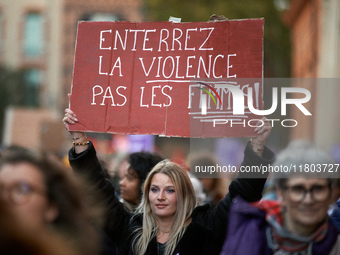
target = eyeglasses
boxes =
[0,181,46,205]
[284,184,331,202]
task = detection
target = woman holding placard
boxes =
[63,108,275,255]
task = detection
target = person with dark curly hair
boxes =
[119,151,164,211]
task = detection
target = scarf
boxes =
[255,200,328,254]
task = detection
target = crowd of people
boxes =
[0,108,339,255]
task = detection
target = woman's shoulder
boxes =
[177,221,213,254]
[187,220,212,233]
[191,203,211,218]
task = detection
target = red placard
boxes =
[69,19,264,137]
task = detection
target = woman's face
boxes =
[119,167,141,205]
[0,162,59,231]
[277,178,332,236]
[149,173,177,221]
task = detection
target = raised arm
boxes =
[63,108,89,154]
[192,118,275,255]
[251,117,272,158]
[230,117,274,201]
[62,108,131,246]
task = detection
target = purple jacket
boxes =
[220,197,340,255]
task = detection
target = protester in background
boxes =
[119,151,164,211]
[220,140,340,255]
[0,146,102,255]
[105,152,129,191]
[189,174,207,206]
[63,108,274,255]
[331,197,340,232]
[261,177,278,200]
[330,178,340,232]
[0,196,79,255]
[189,153,234,209]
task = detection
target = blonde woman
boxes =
[132,160,198,254]
[64,109,275,255]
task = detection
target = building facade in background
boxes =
[283,0,340,153]
[60,0,144,110]
[0,0,144,153]
[0,0,144,111]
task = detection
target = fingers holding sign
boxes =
[63,109,78,131]
[251,117,272,156]
[253,117,271,142]
[63,109,87,145]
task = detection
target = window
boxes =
[23,13,44,58]
[24,69,41,106]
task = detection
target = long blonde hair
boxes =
[132,160,197,255]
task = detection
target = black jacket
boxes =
[69,141,275,255]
